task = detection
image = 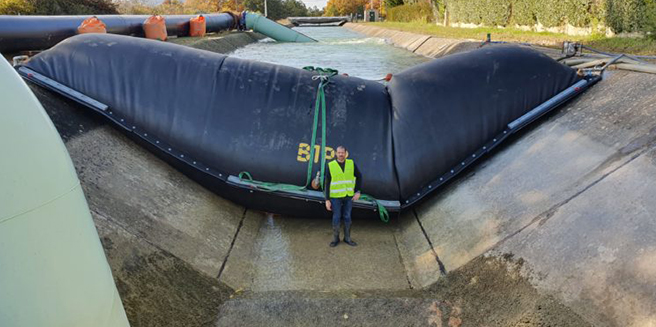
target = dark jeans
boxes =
[330,197,353,228]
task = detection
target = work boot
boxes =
[343,224,358,246]
[329,226,340,247]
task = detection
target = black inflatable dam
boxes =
[17,33,598,217]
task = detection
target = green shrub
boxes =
[606,0,649,33]
[28,0,118,15]
[441,0,652,34]
[510,0,537,26]
[447,0,480,25]
[387,2,435,23]
[446,0,510,26]
[481,0,511,26]
[0,0,34,14]
[533,0,565,27]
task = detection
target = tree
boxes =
[0,0,35,14]
[324,0,368,16]
[158,0,185,14]
[27,0,118,15]
[218,0,244,11]
[184,0,217,13]
[384,0,403,8]
[242,0,308,20]
[284,0,308,17]
[307,5,324,16]
[114,0,152,14]
[324,3,338,16]
[366,0,381,10]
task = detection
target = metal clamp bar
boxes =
[508,79,589,131]
[18,66,108,112]
[227,175,401,211]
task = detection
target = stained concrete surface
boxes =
[344,23,480,58]
[221,213,412,291]
[30,85,246,326]
[95,212,232,327]
[216,255,591,327]
[66,126,245,277]
[344,23,566,60]
[494,150,656,327]
[169,31,266,54]
[399,70,656,326]
[395,211,445,288]
[216,293,462,327]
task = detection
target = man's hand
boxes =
[325,200,332,211]
[353,192,361,201]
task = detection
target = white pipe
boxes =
[0,58,129,327]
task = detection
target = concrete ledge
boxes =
[344,23,480,58]
[169,31,265,54]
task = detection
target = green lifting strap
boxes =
[238,66,390,223]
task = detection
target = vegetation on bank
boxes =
[0,0,324,19]
[324,0,382,16]
[367,21,656,55]
[0,0,118,15]
[383,0,656,38]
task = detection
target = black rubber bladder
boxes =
[20,33,592,216]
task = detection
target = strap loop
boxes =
[239,66,390,223]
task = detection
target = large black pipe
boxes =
[0,13,237,53]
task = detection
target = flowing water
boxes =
[225,27,428,291]
[229,26,429,80]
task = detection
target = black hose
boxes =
[0,13,237,53]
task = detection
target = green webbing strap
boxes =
[238,66,333,192]
[360,194,390,223]
[238,66,390,223]
[303,66,336,189]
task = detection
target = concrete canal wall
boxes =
[348,22,656,326]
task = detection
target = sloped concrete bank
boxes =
[169,31,266,53]
[343,23,564,59]
[26,32,267,327]
[395,69,656,326]
[343,23,481,58]
[340,24,656,326]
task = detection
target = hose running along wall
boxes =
[0,13,238,53]
[19,33,594,216]
[0,57,129,326]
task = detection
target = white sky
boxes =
[300,0,327,9]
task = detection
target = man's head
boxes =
[336,146,347,163]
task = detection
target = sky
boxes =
[300,0,327,9]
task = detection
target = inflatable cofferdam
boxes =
[19,33,595,216]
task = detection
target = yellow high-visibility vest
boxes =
[328,159,356,198]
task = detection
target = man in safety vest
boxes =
[324,145,362,247]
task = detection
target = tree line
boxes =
[0,0,325,18]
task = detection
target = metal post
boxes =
[264,0,268,17]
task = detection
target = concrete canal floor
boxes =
[23,29,656,326]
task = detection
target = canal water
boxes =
[229,26,429,80]
[223,27,430,293]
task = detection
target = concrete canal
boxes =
[19,25,656,327]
